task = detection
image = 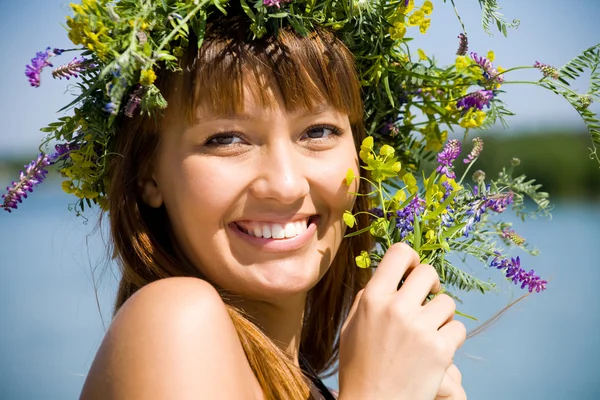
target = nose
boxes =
[249,140,310,204]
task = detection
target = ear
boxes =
[138,173,163,208]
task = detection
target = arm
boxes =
[80,277,263,400]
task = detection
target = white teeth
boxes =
[262,225,272,239]
[284,223,296,238]
[238,218,311,239]
[296,220,306,234]
[271,224,285,239]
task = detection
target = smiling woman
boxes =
[9,1,470,399]
[77,8,468,400]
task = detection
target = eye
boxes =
[205,132,245,146]
[302,124,343,140]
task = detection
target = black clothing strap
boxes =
[299,355,337,400]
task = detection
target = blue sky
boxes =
[0,0,598,156]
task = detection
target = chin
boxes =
[228,255,328,301]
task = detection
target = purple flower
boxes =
[463,137,484,163]
[124,86,147,118]
[533,61,559,80]
[25,47,58,87]
[2,153,57,212]
[436,139,461,179]
[485,191,513,213]
[471,52,504,85]
[395,196,426,239]
[490,253,547,293]
[52,57,90,80]
[263,0,291,8]
[456,33,468,56]
[370,207,385,218]
[456,90,493,111]
[462,198,486,237]
[501,229,526,246]
[103,102,118,114]
[52,143,78,159]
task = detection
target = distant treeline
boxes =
[451,131,600,199]
[1,131,599,199]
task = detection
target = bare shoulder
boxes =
[80,277,263,400]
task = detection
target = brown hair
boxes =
[107,14,372,400]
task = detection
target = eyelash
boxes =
[204,131,246,147]
[204,124,343,147]
[303,124,343,141]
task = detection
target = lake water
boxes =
[1,184,599,399]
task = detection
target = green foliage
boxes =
[538,44,600,164]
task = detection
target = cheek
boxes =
[313,146,359,215]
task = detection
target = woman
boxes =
[74,11,466,398]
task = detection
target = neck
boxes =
[232,293,307,366]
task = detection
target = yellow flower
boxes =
[418,48,427,61]
[343,211,356,228]
[455,56,469,70]
[421,0,434,15]
[140,69,157,86]
[361,136,374,150]
[487,50,495,62]
[425,130,448,152]
[460,110,487,129]
[380,144,395,157]
[61,180,76,194]
[389,22,407,40]
[399,0,415,14]
[345,168,355,186]
[356,251,372,269]
[408,10,425,26]
[419,18,431,34]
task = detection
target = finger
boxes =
[435,367,466,400]
[366,243,420,295]
[438,320,467,351]
[395,264,442,307]
[419,293,456,329]
[341,289,364,333]
[446,364,462,384]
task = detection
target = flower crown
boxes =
[3,0,599,299]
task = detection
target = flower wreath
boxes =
[3,0,600,300]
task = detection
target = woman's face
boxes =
[144,82,359,300]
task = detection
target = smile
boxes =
[234,218,313,239]
[229,216,319,252]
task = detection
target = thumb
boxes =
[435,364,466,400]
[341,289,364,334]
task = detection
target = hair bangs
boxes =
[175,23,363,126]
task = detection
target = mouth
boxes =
[232,215,319,240]
[228,215,320,252]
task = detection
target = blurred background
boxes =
[1,0,599,399]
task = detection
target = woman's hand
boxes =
[338,243,467,400]
[435,364,466,399]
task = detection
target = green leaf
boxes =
[344,225,372,238]
[239,0,256,20]
[413,213,421,252]
[441,222,467,239]
[423,192,456,222]
[383,74,394,108]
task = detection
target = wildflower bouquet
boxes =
[3,0,600,298]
